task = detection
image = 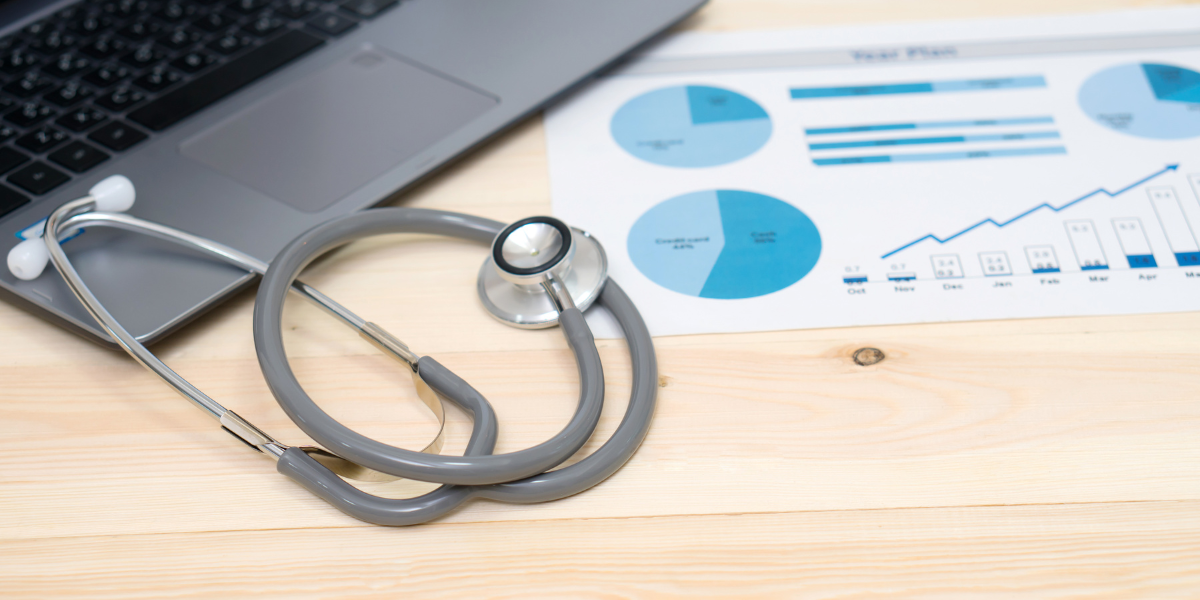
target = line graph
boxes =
[880,164,1178,259]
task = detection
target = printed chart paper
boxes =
[545,9,1200,336]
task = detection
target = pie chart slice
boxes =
[627,190,821,299]
[1079,62,1200,139]
[611,85,772,167]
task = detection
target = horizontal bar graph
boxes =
[809,131,1059,151]
[805,116,1054,136]
[790,76,1046,100]
[813,146,1065,166]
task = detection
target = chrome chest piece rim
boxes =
[477,216,608,328]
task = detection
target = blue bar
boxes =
[1081,264,1110,271]
[806,116,1054,135]
[843,276,868,284]
[1032,267,1061,274]
[813,146,1067,166]
[791,76,1045,100]
[809,131,1059,151]
[887,274,917,281]
[1176,252,1200,266]
[814,155,892,165]
[931,76,1046,92]
[1126,254,1158,269]
[812,135,965,150]
[790,82,932,99]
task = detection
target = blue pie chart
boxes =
[628,190,821,299]
[611,85,772,167]
[1079,63,1200,139]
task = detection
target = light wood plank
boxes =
[3,502,1198,599]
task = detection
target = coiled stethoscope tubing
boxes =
[6,176,658,525]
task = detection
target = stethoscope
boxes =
[6,175,657,526]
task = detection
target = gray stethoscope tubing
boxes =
[254,209,610,486]
[26,182,657,525]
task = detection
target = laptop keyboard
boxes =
[0,0,399,221]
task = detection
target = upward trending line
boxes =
[879,164,1179,259]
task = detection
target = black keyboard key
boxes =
[68,14,115,36]
[227,0,271,14]
[81,35,128,59]
[42,51,92,78]
[23,19,53,38]
[242,15,285,37]
[275,0,319,19]
[192,10,239,32]
[43,82,94,107]
[207,31,254,55]
[340,0,397,19]
[101,0,154,19]
[0,147,30,174]
[130,30,323,131]
[3,73,54,98]
[88,119,147,150]
[56,106,108,131]
[0,49,41,74]
[5,102,55,127]
[307,12,357,36]
[156,1,198,23]
[9,161,69,195]
[49,140,110,172]
[171,49,216,73]
[0,97,13,113]
[28,30,80,55]
[0,183,29,218]
[95,84,145,111]
[83,63,132,88]
[133,65,182,91]
[16,126,69,153]
[157,26,203,50]
[0,123,18,141]
[118,19,164,41]
[120,43,166,68]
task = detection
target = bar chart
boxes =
[862,165,1200,284]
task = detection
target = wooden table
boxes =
[4,1,1199,596]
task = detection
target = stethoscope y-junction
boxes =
[6,175,657,526]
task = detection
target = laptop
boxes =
[0,0,706,344]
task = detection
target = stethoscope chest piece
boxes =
[478,216,607,328]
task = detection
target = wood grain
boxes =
[2,0,1199,597]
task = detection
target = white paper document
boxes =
[545,9,1200,336]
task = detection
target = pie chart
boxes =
[627,190,821,299]
[611,85,772,167]
[1079,63,1200,139]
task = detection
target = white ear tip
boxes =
[7,238,49,281]
[89,175,135,212]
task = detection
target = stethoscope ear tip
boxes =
[89,175,136,213]
[7,237,49,281]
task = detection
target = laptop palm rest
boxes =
[181,47,498,213]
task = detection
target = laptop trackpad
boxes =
[181,48,497,213]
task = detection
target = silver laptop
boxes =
[0,0,705,344]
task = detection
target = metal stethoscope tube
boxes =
[7,176,658,526]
